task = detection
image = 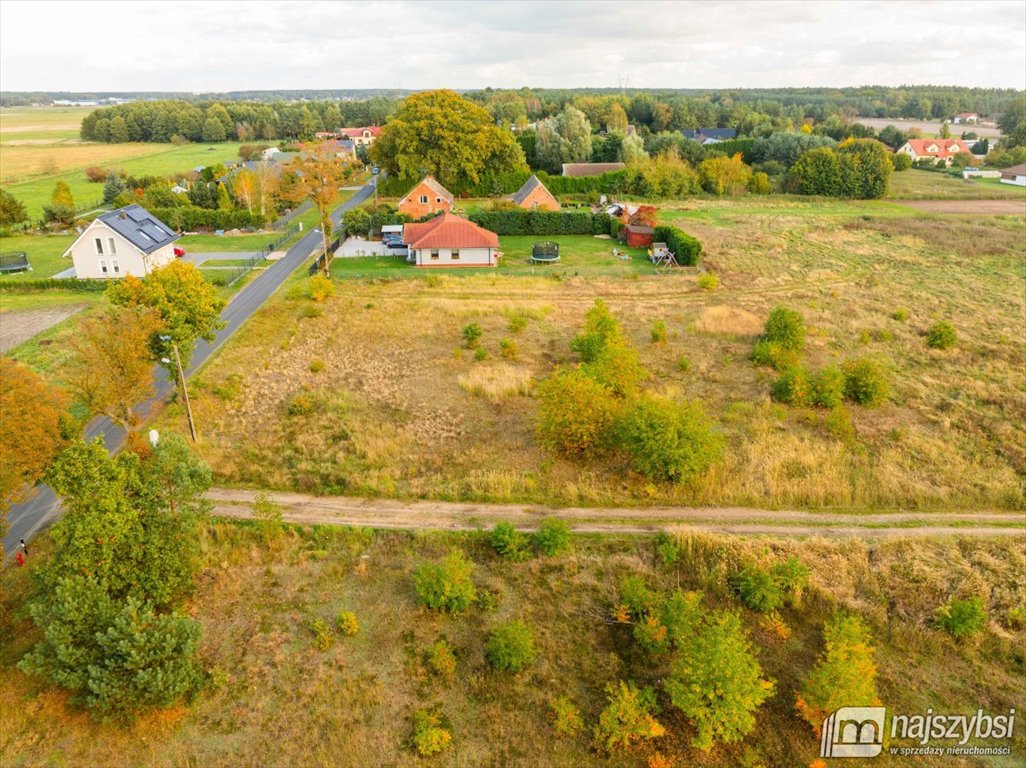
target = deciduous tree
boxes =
[0,189,29,227]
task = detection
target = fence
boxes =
[271,200,312,231]
[211,222,301,287]
[308,235,342,275]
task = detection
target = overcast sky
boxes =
[2,0,1024,92]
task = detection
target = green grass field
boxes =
[0,105,92,142]
[886,169,1026,200]
[0,233,76,278]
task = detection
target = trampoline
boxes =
[530,241,560,264]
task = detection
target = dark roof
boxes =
[561,162,626,177]
[97,205,179,253]
[682,128,737,141]
[1000,163,1026,175]
[509,174,551,205]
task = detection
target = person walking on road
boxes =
[16,552,25,567]
[19,538,29,557]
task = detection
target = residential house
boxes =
[398,175,455,218]
[561,162,626,177]
[682,128,737,145]
[339,126,383,146]
[952,112,979,124]
[999,163,1026,187]
[507,174,560,211]
[64,205,179,279]
[896,139,974,165]
[402,212,499,267]
[961,167,1001,180]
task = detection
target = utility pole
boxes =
[162,336,197,442]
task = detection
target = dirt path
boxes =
[894,199,1026,214]
[206,488,1025,539]
[0,303,85,352]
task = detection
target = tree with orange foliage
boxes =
[282,145,359,276]
[65,306,163,430]
[0,357,67,524]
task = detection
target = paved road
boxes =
[3,180,376,558]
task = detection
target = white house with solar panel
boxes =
[64,205,181,279]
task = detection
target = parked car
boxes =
[371,166,380,175]
[174,246,186,258]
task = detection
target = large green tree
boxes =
[998,97,1026,148]
[370,90,526,191]
[0,189,29,227]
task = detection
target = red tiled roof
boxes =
[904,139,972,158]
[340,126,383,137]
[403,212,499,250]
[399,175,455,205]
[955,112,978,118]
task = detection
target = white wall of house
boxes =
[413,246,495,267]
[68,221,175,279]
[1000,172,1026,187]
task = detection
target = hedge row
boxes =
[148,207,266,230]
[0,277,109,293]
[652,225,703,266]
[703,138,757,163]
[468,210,612,236]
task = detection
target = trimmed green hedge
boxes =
[0,277,109,292]
[652,225,703,266]
[468,210,612,236]
[149,207,266,230]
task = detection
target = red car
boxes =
[174,246,186,258]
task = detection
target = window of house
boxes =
[451,249,460,260]
[430,249,439,261]
[112,259,120,274]
[95,237,104,255]
[435,197,442,203]
[419,195,428,204]
[108,237,117,255]
[99,259,108,274]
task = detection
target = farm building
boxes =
[561,162,626,177]
[64,205,180,279]
[952,112,979,124]
[398,175,455,219]
[896,139,974,165]
[999,163,1026,187]
[402,212,499,268]
[682,128,737,145]
[507,174,560,211]
[623,223,654,248]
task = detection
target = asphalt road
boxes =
[3,180,377,558]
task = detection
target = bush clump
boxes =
[336,610,359,637]
[308,274,334,302]
[533,517,571,556]
[770,366,812,406]
[926,320,957,350]
[414,549,477,613]
[550,696,584,737]
[751,340,802,371]
[410,709,453,756]
[810,366,846,408]
[594,680,665,753]
[697,272,720,291]
[536,367,620,458]
[619,395,723,483]
[650,320,667,344]
[842,358,889,407]
[424,639,457,679]
[763,306,806,351]
[499,337,518,359]
[484,620,536,672]
[935,596,988,639]
[462,322,483,348]
[490,521,530,560]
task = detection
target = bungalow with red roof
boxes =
[339,126,383,146]
[896,139,974,166]
[402,212,500,267]
[398,175,455,219]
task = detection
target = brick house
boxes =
[398,175,455,219]
[507,174,560,211]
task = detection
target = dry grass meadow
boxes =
[154,197,1026,512]
[2,525,1023,768]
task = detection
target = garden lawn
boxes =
[0,233,76,279]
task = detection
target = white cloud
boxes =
[0,0,1023,91]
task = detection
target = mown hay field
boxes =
[154,198,1026,512]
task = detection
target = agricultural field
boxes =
[1,525,1022,768]
[886,169,1026,200]
[144,196,1026,513]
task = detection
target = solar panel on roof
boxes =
[127,208,150,222]
[143,225,167,241]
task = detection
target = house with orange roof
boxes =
[897,139,975,166]
[398,175,455,219]
[339,126,384,146]
[401,212,500,267]
[507,174,560,211]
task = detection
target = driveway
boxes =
[182,251,262,266]
[335,237,408,258]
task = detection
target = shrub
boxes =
[85,166,109,183]
[797,613,878,733]
[286,392,317,416]
[619,395,723,483]
[462,322,483,348]
[771,556,811,607]
[810,366,846,408]
[697,272,719,291]
[424,639,457,679]
[507,311,529,333]
[666,611,774,750]
[550,696,584,737]
[655,532,680,566]
[824,405,856,444]
[308,359,325,373]
[935,596,988,639]
[926,320,957,350]
[652,224,702,266]
[748,171,772,194]
[410,709,452,756]
[499,338,518,359]
[252,492,284,541]
[763,306,806,350]
[484,620,536,672]
[571,300,619,362]
[536,367,620,457]
[731,565,784,612]
[891,307,909,322]
[473,347,488,361]
[299,304,322,319]
[650,320,667,344]
[676,356,691,373]
[582,336,647,398]
[618,576,661,620]
[751,340,801,371]
[594,681,665,753]
[891,152,912,171]
[336,610,359,637]
[842,358,889,407]
[413,549,476,613]
[308,274,334,302]
[311,617,334,650]
[771,366,812,406]
[533,517,570,556]
[490,521,530,560]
